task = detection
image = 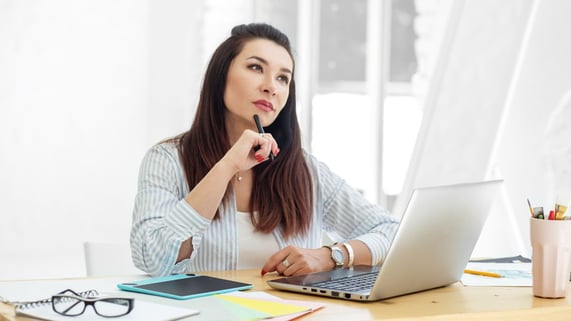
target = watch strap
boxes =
[341,242,354,267]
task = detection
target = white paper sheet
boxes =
[461,262,532,286]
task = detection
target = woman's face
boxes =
[224,38,293,131]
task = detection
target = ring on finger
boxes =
[282,258,290,268]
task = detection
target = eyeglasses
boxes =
[51,289,134,318]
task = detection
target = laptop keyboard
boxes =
[311,272,378,292]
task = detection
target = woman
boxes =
[131,23,399,277]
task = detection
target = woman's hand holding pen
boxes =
[221,129,280,174]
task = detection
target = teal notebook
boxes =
[117,274,253,300]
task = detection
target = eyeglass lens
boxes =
[52,295,133,317]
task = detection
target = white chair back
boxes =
[83,242,144,277]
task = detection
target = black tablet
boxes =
[117,274,253,300]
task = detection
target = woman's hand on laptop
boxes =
[260,245,334,277]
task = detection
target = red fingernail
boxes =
[261,269,267,277]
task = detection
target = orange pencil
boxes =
[464,269,502,278]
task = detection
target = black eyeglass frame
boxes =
[51,289,134,318]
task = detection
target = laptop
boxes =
[267,180,503,301]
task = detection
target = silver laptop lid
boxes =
[369,179,503,300]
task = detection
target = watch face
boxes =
[332,248,344,265]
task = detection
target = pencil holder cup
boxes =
[529,217,571,298]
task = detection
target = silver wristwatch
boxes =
[323,244,344,268]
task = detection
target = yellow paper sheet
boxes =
[216,294,309,317]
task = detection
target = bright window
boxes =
[255,0,420,206]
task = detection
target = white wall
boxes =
[147,0,204,144]
[0,0,150,278]
[491,0,571,257]
[0,0,208,279]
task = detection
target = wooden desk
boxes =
[208,270,571,320]
[1,269,570,321]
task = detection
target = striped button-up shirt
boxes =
[131,141,399,277]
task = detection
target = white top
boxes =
[236,211,280,269]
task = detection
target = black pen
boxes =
[253,114,274,161]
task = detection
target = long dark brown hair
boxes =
[176,23,313,238]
